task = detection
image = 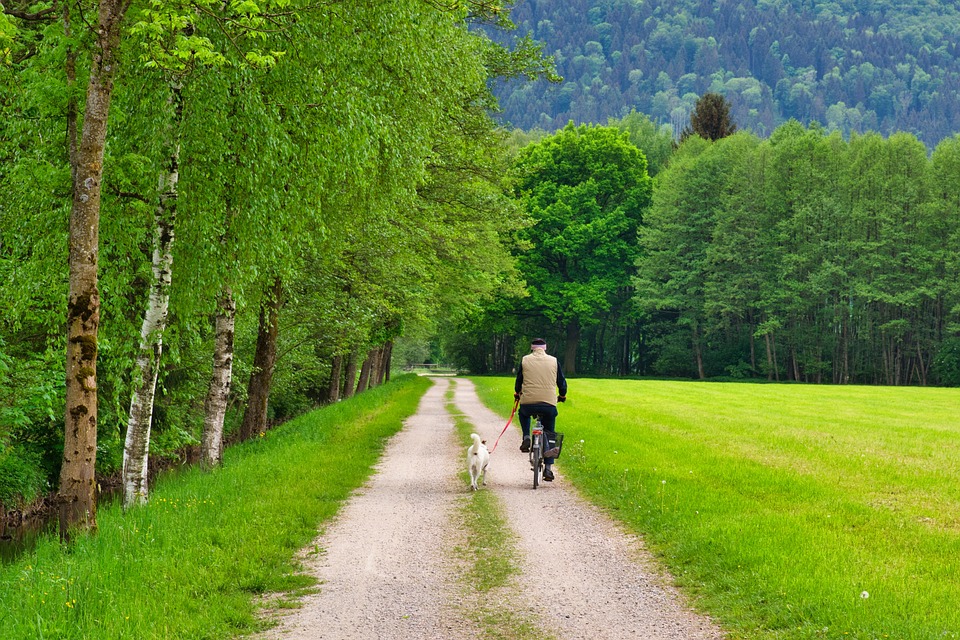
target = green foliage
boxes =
[632,121,960,385]
[0,445,46,508]
[509,122,652,366]
[0,343,64,498]
[1,0,541,503]
[472,376,960,639]
[129,0,294,71]
[612,110,674,177]
[0,13,15,63]
[933,338,960,387]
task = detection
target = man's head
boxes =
[531,338,547,351]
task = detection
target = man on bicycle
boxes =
[514,338,567,481]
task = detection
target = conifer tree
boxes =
[681,92,738,142]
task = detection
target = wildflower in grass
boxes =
[861,591,869,599]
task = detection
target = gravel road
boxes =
[258,377,725,640]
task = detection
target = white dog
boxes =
[467,433,490,491]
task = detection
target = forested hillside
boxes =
[493,0,960,146]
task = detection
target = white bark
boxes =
[121,80,181,509]
[201,290,236,468]
[122,159,178,508]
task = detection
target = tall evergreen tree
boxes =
[681,92,738,142]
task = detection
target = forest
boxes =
[491,0,960,147]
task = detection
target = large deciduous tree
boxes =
[511,123,652,373]
[60,0,133,535]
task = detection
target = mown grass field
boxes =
[472,377,960,640]
[0,375,430,639]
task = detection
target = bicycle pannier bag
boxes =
[543,431,564,459]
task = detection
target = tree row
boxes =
[0,1,546,530]
[452,112,960,388]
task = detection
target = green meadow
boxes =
[0,375,429,639]
[472,377,960,640]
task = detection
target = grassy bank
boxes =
[0,374,430,639]
[472,377,960,640]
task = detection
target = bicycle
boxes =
[528,413,564,489]
[529,414,545,489]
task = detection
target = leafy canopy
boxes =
[511,122,652,327]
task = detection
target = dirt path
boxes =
[259,377,724,639]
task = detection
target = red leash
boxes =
[489,398,519,453]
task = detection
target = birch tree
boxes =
[121,73,182,507]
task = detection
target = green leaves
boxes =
[0,12,16,64]
[130,0,293,72]
[510,122,652,365]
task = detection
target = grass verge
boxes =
[471,376,960,640]
[0,374,430,640]
[445,382,552,640]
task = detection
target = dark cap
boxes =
[531,338,546,346]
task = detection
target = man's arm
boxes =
[556,362,567,397]
[514,363,524,396]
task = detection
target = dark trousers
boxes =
[518,403,558,467]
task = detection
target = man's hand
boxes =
[514,392,521,401]
[558,395,566,403]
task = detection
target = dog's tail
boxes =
[470,432,483,452]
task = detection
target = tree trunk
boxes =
[342,352,358,399]
[916,341,928,386]
[240,278,283,441]
[201,290,236,468]
[771,332,781,381]
[564,319,580,375]
[121,79,181,509]
[378,341,393,384]
[355,349,376,394]
[692,323,705,380]
[764,332,777,381]
[367,347,382,389]
[59,0,132,536]
[328,355,343,403]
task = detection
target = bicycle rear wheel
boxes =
[531,434,541,489]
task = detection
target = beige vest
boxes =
[520,350,558,405]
